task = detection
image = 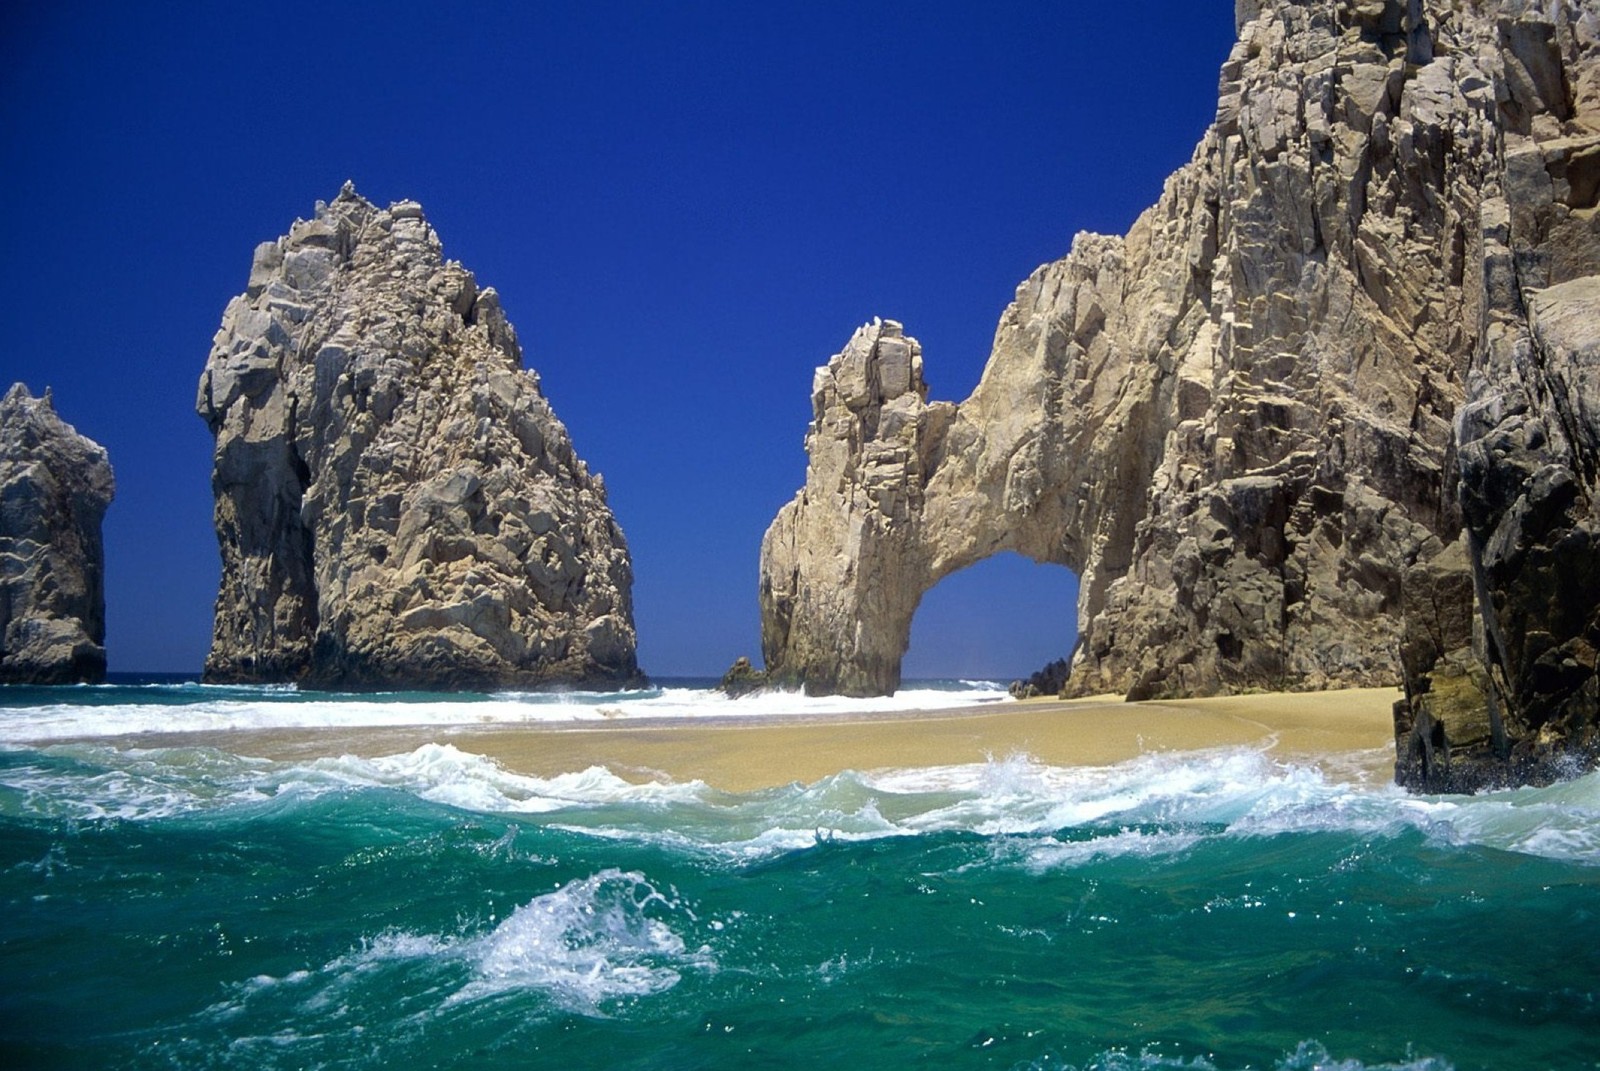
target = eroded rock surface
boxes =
[1398,275,1600,789]
[0,384,115,684]
[198,185,642,690]
[761,0,1600,788]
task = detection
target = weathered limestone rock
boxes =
[198,185,642,691]
[764,1,1472,699]
[0,384,115,684]
[761,0,1600,788]
[761,320,957,696]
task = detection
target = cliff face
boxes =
[198,185,642,691]
[0,384,115,684]
[761,0,1600,786]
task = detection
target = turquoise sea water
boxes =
[2,681,1597,1070]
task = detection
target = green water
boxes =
[2,705,1598,1069]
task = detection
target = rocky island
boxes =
[198,185,643,691]
[758,0,1600,790]
[0,384,115,684]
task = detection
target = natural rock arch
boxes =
[901,551,1080,682]
[760,282,1167,698]
[758,0,1600,792]
[759,0,1600,702]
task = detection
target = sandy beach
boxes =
[100,686,1402,791]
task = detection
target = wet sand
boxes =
[99,687,1402,791]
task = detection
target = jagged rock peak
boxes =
[758,0,1600,791]
[0,383,115,684]
[761,319,956,697]
[197,186,643,691]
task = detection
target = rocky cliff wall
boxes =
[0,384,115,684]
[198,185,641,690]
[760,0,1600,789]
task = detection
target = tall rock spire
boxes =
[0,384,115,684]
[197,187,643,690]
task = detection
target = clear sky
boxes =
[1,2,1236,679]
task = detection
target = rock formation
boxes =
[1009,658,1071,700]
[719,655,770,697]
[759,0,1600,787]
[0,384,115,684]
[1397,274,1600,789]
[198,184,642,691]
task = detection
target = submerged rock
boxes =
[758,0,1600,788]
[198,185,643,691]
[0,384,115,684]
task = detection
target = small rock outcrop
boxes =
[759,0,1600,787]
[198,185,642,691]
[719,655,771,697]
[1010,659,1071,700]
[0,384,115,684]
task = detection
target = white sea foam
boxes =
[1014,1040,1453,1071]
[285,745,708,814]
[216,870,709,1021]
[0,681,1010,742]
[858,749,1600,867]
[0,742,710,822]
[6,737,1600,867]
[455,868,712,1011]
[0,746,277,821]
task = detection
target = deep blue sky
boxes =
[1,2,1235,678]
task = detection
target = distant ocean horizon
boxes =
[3,680,1597,1069]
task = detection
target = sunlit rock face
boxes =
[0,384,115,684]
[198,185,642,691]
[760,0,1600,789]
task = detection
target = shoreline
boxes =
[45,686,1403,792]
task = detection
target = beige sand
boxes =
[90,687,1401,791]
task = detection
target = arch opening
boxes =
[901,551,1079,685]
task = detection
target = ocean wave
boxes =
[0,746,277,821]
[213,870,709,1023]
[456,868,713,1011]
[0,680,1010,741]
[8,741,1600,868]
[385,747,1595,867]
[0,742,712,822]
